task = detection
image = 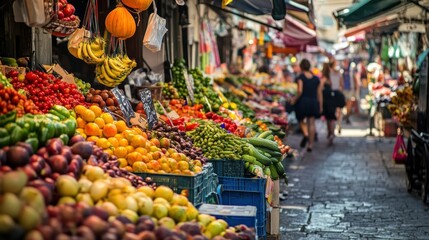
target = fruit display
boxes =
[75,37,106,65]
[162,82,180,99]
[187,121,248,160]
[9,71,86,112]
[150,122,207,164]
[189,68,222,112]
[75,77,91,95]
[388,86,415,126]
[205,112,238,134]
[0,83,40,117]
[105,4,137,40]
[0,72,12,88]
[85,88,123,117]
[43,0,80,37]
[96,54,137,87]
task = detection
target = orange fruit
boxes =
[114,133,123,140]
[115,120,128,133]
[76,128,85,135]
[150,146,160,153]
[114,146,128,158]
[132,162,148,173]
[108,137,119,148]
[125,145,134,154]
[182,170,194,176]
[159,138,170,149]
[157,170,166,174]
[118,158,128,168]
[96,138,111,149]
[89,105,102,117]
[103,123,117,138]
[135,147,148,156]
[124,166,133,172]
[101,113,114,124]
[119,138,129,147]
[94,117,105,128]
[122,130,136,142]
[74,105,87,115]
[193,166,202,173]
[85,123,101,136]
[178,161,189,171]
[172,169,182,175]
[146,153,153,160]
[87,136,99,143]
[150,138,160,148]
[127,152,143,165]
[141,155,151,163]
[104,149,113,156]
[168,158,178,171]
[170,153,182,162]
[76,117,87,129]
[131,127,144,136]
[193,160,202,167]
[130,135,147,148]
[152,151,162,160]
[161,163,171,173]
[147,160,161,171]
[81,109,96,122]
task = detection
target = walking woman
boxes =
[293,59,323,152]
[329,59,345,134]
[321,62,337,145]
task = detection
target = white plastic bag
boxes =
[143,1,167,52]
[13,0,55,27]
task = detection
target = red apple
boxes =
[63,4,75,17]
[63,17,70,21]
[48,155,69,174]
[70,15,76,21]
[58,11,65,19]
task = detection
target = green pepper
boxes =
[55,122,67,137]
[10,126,25,145]
[15,117,26,128]
[0,110,16,126]
[0,128,10,147]
[28,132,38,139]
[41,119,55,140]
[69,110,76,119]
[59,134,69,146]
[49,105,70,120]
[64,118,77,137]
[24,118,36,132]
[4,122,17,134]
[45,113,61,122]
[25,138,39,152]
[38,128,49,146]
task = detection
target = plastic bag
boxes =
[392,134,407,164]
[13,0,56,27]
[143,1,168,52]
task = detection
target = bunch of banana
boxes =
[75,37,106,64]
[96,55,137,87]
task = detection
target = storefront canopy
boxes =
[281,15,317,48]
[210,0,273,15]
[335,0,404,27]
[286,0,315,27]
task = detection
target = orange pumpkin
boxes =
[122,0,153,11]
[105,4,136,39]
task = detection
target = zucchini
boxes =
[263,167,271,177]
[255,146,282,158]
[269,165,279,180]
[274,162,285,175]
[248,144,272,166]
[248,138,280,152]
[266,135,274,141]
[242,154,256,163]
[261,151,272,158]
[253,160,264,168]
[270,157,280,164]
[258,131,272,139]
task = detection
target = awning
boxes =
[286,0,314,27]
[335,0,404,27]
[211,0,273,15]
[281,15,317,48]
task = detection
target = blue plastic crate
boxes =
[217,177,267,238]
[198,204,257,230]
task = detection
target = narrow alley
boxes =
[280,117,429,239]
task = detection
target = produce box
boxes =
[198,204,257,232]
[134,169,206,206]
[218,176,267,238]
[202,163,219,204]
[207,159,245,177]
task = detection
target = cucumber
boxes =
[258,131,272,139]
[248,144,272,166]
[261,151,272,158]
[242,154,256,163]
[253,160,264,168]
[274,162,285,175]
[269,165,279,180]
[264,167,271,177]
[248,138,280,152]
[266,135,274,141]
[270,157,280,163]
[256,147,282,158]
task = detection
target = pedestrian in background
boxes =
[321,62,337,145]
[329,59,345,134]
[293,59,323,152]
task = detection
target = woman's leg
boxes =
[337,107,343,134]
[299,119,309,148]
[307,117,315,151]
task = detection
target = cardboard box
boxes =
[266,207,280,235]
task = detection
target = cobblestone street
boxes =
[280,117,429,239]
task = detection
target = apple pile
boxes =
[57,0,77,22]
[85,89,123,118]
[150,122,207,164]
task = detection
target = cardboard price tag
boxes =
[111,87,135,125]
[138,88,158,130]
[167,110,180,120]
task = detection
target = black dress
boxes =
[295,74,321,121]
[323,83,337,120]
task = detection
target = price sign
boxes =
[184,74,195,103]
[111,87,135,125]
[138,88,158,130]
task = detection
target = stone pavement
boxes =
[279,117,429,239]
